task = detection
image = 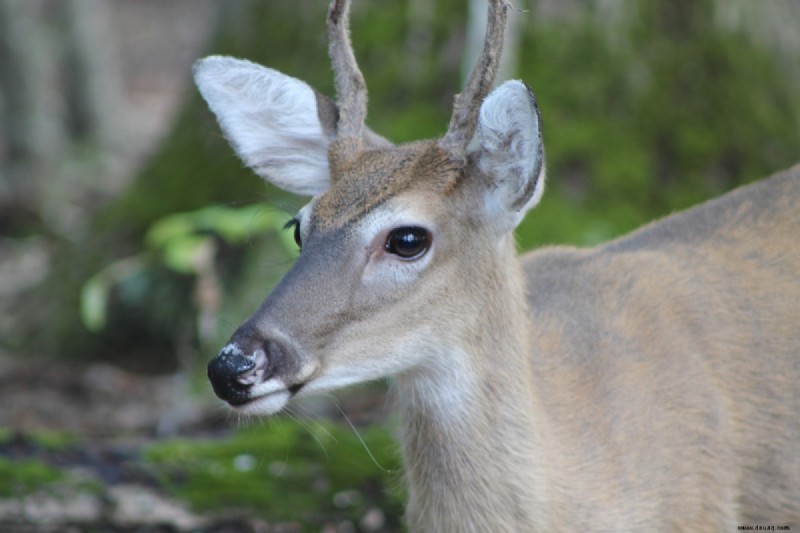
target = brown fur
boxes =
[314,141,461,230]
[392,165,800,531]
[528,167,799,528]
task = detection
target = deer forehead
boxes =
[311,141,463,231]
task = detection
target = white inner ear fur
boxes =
[194,56,331,196]
[475,80,545,231]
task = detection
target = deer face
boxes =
[209,143,466,415]
[198,0,544,415]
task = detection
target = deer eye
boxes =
[385,227,431,259]
[284,218,302,248]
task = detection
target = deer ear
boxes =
[472,80,545,232]
[194,56,332,196]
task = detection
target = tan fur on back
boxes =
[521,166,800,527]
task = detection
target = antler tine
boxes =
[328,0,367,145]
[440,0,509,160]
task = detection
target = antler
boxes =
[328,0,367,149]
[440,0,509,160]
[327,0,507,161]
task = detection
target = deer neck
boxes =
[391,237,550,531]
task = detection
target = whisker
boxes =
[331,398,393,474]
[284,408,331,458]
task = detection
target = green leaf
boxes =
[79,256,146,332]
[146,204,289,249]
[80,273,110,332]
[161,235,213,274]
[145,212,195,250]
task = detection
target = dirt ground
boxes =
[0,352,391,533]
[0,352,233,532]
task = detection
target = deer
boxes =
[195,0,800,530]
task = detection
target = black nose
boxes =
[207,345,266,406]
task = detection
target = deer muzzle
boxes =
[207,333,303,408]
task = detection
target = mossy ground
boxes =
[0,415,403,531]
[145,418,404,529]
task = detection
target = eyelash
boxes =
[284,218,302,248]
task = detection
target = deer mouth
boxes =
[235,386,293,416]
[239,374,311,416]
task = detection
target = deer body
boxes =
[527,171,800,529]
[395,169,800,531]
[196,1,800,529]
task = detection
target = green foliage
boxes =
[0,457,63,497]
[80,257,146,333]
[145,418,404,529]
[0,430,93,498]
[515,2,800,249]
[0,430,95,499]
[80,203,293,334]
[146,204,297,273]
[21,430,81,452]
[0,428,82,452]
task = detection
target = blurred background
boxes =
[1,0,799,531]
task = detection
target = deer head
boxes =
[197,0,544,415]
